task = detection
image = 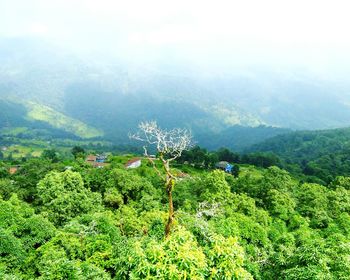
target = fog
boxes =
[1,0,350,79]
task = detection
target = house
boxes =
[225,164,233,173]
[86,155,97,163]
[215,161,229,169]
[9,165,20,175]
[125,158,141,169]
[215,161,233,173]
[96,154,108,163]
[86,154,109,168]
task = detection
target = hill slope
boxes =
[248,127,350,183]
[2,38,350,147]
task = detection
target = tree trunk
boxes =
[165,178,174,238]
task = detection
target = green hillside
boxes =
[3,38,350,139]
[247,127,350,184]
[0,98,103,140]
[0,96,289,151]
[25,102,103,139]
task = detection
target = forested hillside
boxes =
[248,127,350,184]
[0,97,289,152]
[1,152,349,279]
[2,38,350,148]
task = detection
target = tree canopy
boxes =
[0,149,349,279]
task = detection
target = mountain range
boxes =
[1,38,350,150]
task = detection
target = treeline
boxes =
[248,127,350,184]
[177,146,281,169]
[5,130,349,187]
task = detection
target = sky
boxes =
[1,0,350,76]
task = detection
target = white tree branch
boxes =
[130,121,193,162]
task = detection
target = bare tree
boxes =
[130,121,192,237]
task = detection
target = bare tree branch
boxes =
[130,121,193,237]
[130,121,193,162]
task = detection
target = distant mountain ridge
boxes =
[247,127,350,162]
[1,38,350,149]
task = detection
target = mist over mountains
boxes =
[1,38,350,150]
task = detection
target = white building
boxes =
[125,158,142,169]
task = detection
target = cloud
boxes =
[2,0,350,74]
[28,23,48,36]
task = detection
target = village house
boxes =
[9,165,20,175]
[125,158,142,169]
[96,154,108,162]
[86,154,109,168]
[86,154,97,163]
[215,161,233,173]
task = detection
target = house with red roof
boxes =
[125,158,141,169]
[86,154,109,168]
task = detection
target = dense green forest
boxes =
[248,127,350,184]
[1,145,350,279]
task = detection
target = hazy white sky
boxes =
[1,0,350,73]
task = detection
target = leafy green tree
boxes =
[205,234,253,279]
[71,146,85,159]
[80,166,111,193]
[234,166,296,208]
[0,195,56,278]
[12,158,63,203]
[241,152,281,168]
[266,189,296,221]
[295,183,330,228]
[41,149,59,162]
[104,187,124,208]
[37,170,102,225]
[200,170,231,202]
[207,152,219,169]
[216,147,240,163]
[330,176,350,190]
[327,187,350,219]
[0,179,16,200]
[105,168,160,210]
[0,162,9,178]
[231,164,240,178]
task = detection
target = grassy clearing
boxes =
[25,102,104,138]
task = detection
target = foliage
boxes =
[0,149,349,279]
[41,148,59,162]
[249,127,350,184]
[71,146,85,159]
[37,170,102,225]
